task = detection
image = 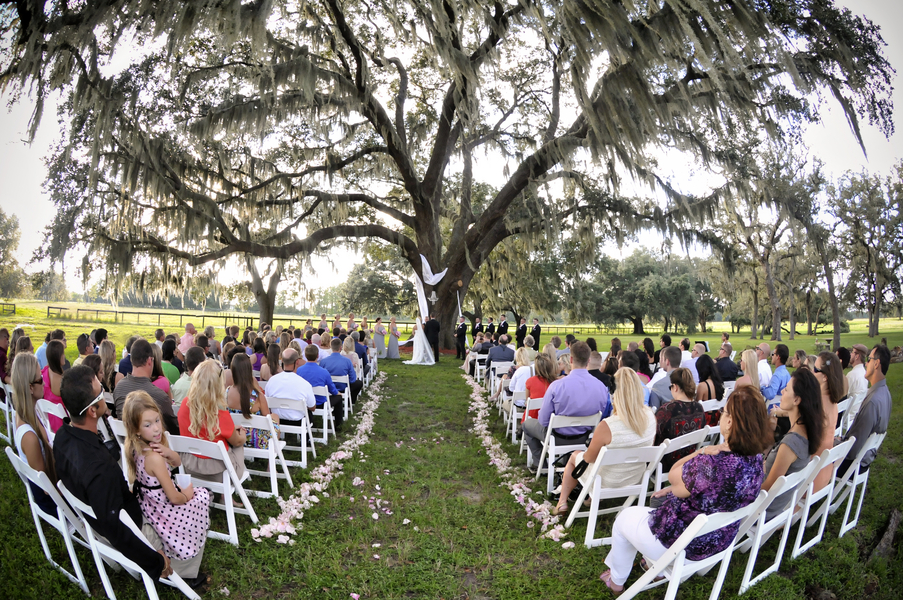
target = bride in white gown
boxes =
[404,316,435,366]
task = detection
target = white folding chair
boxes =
[701,424,722,448]
[699,399,725,414]
[506,390,527,444]
[791,438,855,558]
[533,412,603,495]
[729,351,737,361]
[252,369,261,380]
[842,391,866,432]
[57,481,200,600]
[166,433,258,546]
[267,397,316,467]
[309,385,335,445]
[228,413,293,498]
[520,397,544,458]
[834,397,852,437]
[565,445,667,548]
[332,375,353,421]
[474,355,488,383]
[826,432,886,538]
[488,361,513,395]
[737,455,823,593]
[104,417,131,482]
[619,490,772,600]
[653,428,711,492]
[37,399,69,446]
[1,381,15,443]
[723,381,736,398]
[5,447,91,595]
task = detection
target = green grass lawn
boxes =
[0,310,901,599]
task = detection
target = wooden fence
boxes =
[0,303,14,316]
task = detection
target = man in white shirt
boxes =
[679,338,692,363]
[178,323,196,355]
[648,346,682,409]
[756,343,772,389]
[680,343,705,384]
[845,343,870,421]
[266,349,316,425]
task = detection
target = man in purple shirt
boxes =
[296,344,344,429]
[523,341,611,466]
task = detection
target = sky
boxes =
[0,0,901,296]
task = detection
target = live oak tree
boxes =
[2,0,894,346]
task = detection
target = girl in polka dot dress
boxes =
[123,391,211,564]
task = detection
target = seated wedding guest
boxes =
[587,351,613,391]
[554,367,656,515]
[812,351,844,492]
[351,332,369,375]
[205,326,221,360]
[522,342,611,467]
[549,336,563,356]
[227,353,279,449]
[618,351,653,405]
[838,344,891,479]
[523,335,538,361]
[734,349,760,390]
[761,344,791,407]
[496,347,532,410]
[486,334,515,379]
[558,354,572,377]
[634,349,653,384]
[835,346,851,370]
[11,334,34,370]
[763,369,824,518]
[523,353,560,424]
[756,343,773,389]
[123,391,210,588]
[341,336,362,377]
[653,334,672,365]
[172,347,207,406]
[655,368,706,471]
[648,346,682,408]
[42,340,67,432]
[259,343,282,382]
[178,360,248,489]
[266,348,316,428]
[12,353,57,515]
[297,344,344,430]
[322,338,362,404]
[250,338,266,373]
[461,333,485,373]
[600,385,771,594]
[542,342,557,364]
[55,365,174,582]
[695,355,725,401]
[116,335,141,383]
[845,344,869,401]
[150,344,174,400]
[559,334,576,358]
[715,342,739,382]
[114,339,179,434]
[161,340,181,385]
[73,333,94,367]
[643,338,655,366]
[585,337,598,352]
[7,327,24,371]
[99,340,118,393]
[790,349,808,370]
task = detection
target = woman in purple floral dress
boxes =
[601,386,773,594]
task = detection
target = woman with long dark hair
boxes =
[42,340,66,432]
[226,352,278,449]
[259,343,282,381]
[763,369,825,517]
[811,351,844,491]
[643,338,655,365]
[634,348,653,383]
[695,354,725,401]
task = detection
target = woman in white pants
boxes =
[600,386,772,594]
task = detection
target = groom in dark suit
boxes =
[455,316,468,359]
[424,315,441,363]
[530,318,541,349]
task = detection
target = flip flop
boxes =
[551,503,569,516]
[599,570,624,596]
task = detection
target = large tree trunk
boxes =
[806,290,813,336]
[819,251,841,349]
[631,317,645,335]
[788,291,796,340]
[870,286,882,337]
[761,258,782,341]
[247,257,282,330]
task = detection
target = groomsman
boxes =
[455,316,468,360]
[530,318,541,349]
[471,317,483,338]
[485,317,495,337]
[516,317,528,348]
[497,314,509,336]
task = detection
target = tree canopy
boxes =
[1,0,894,344]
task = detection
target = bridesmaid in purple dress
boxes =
[600,386,773,594]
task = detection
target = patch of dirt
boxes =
[806,585,837,600]
[458,489,483,503]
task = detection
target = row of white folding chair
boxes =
[309,385,336,445]
[473,354,488,383]
[228,412,293,498]
[37,398,69,446]
[653,428,711,492]
[166,432,259,547]
[487,361,513,394]
[533,411,603,495]
[833,396,852,437]
[842,391,867,431]
[809,432,886,539]
[1,381,14,443]
[57,480,200,600]
[266,397,317,467]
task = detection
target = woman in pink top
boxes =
[41,340,66,432]
[150,344,173,399]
